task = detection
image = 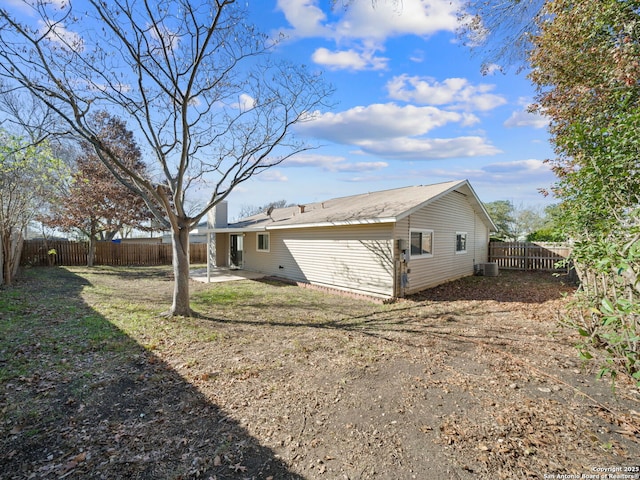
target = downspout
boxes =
[394,237,401,298]
[398,217,410,298]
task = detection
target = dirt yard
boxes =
[1,267,639,479]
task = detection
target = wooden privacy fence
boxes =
[21,240,207,267]
[488,242,572,272]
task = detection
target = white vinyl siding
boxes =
[242,224,395,297]
[395,192,489,294]
[474,221,490,264]
[228,186,492,299]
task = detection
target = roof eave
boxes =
[200,226,267,234]
[266,217,397,230]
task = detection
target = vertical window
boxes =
[456,232,467,253]
[257,232,270,252]
[409,229,433,257]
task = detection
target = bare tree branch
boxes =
[0,0,333,315]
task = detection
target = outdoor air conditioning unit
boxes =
[476,262,499,277]
[483,262,499,277]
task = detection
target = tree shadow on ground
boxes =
[65,264,176,281]
[0,267,302,479]
[193,269,574,351]
[193,295,531,354]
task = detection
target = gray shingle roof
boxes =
[220,180,495,231]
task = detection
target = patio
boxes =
[190,267,265,283]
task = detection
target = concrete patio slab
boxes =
[190,267,266,283]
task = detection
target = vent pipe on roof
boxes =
[298,204,306,213]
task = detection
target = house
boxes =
[205,180,496,300]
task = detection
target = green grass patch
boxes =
[0,265,383,386]
[192,282,258,306]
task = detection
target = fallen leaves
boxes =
[3,267,639,480]
[229,462,247,473]
[57,452,87,477]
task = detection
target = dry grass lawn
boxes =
[1,266,639,479]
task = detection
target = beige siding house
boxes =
[206,180,495,299]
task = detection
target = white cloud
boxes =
[283,153,387,172]
[276,0,329,38]
[357,136,501,160]
[332,0,461,41]
[504,109,549,129]
[90,82,132,94]
[278,0,460,42]
[409,49,426,63]
[298,103,465,143]
[414,159,556,203]
[149,22,180,52]
[481,159,550,177]
[283,153,345,169]
[483,63,503,75]
[6,0,67,13]
[386,75,507,111]
[311,47,388,71]
[277,0,462,70]
[428,159,553,183]
[297,103,500,160]
[39,19,84,52]
[235,93,256,111]
[339,161,388,172]
[258,170,288,182]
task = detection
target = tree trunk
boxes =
[1,228,23,286]
[11,232,23,281]
[0,230,6,286]
[170,225,192,316]
[87,236,96,267]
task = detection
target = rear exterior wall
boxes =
[213,233,229,267]
[395,192,490,295]
[241,223,395,297]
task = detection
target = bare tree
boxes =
[0,0,332,315]
[237,199,293,220]
[458,0,545,73]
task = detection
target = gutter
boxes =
[265,217,397,230]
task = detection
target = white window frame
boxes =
[257,232,270,252]
[455,232,468,254]
[409,229,434,258]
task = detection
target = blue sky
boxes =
[3,0,555,222]
[227,0,555,220]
